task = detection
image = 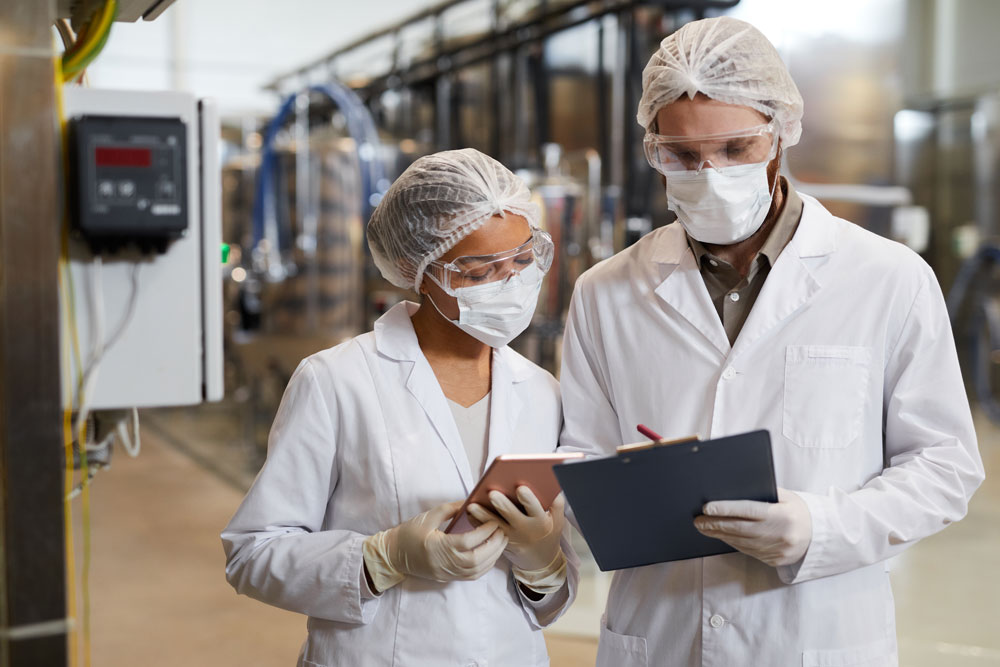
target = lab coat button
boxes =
[709,614,725,628]
[722,367,736,380]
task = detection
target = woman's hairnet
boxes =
[636,16,804,148]
[367,148,541,291]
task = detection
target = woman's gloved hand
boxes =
[363,500,508,593]
[467,487,568,595]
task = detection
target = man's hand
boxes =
[693,488,812,567]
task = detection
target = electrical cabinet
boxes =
[61,88,223,408]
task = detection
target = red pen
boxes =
[636,424,664,441]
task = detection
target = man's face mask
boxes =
[644,119,780,245]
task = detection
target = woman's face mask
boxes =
[426,266,543,348]
[424,228,553,348]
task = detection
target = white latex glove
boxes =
[467,487,566,572]
[363,500,508,593]
[693,488,812,567]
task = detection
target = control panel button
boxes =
[156,179,176,199]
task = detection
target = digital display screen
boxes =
[95,146,152,168]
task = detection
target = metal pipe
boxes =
[266,0,466,90]
[293,91,320,331]
[609,10,628,251]
[0,2,67,665]
[264,0,740,93]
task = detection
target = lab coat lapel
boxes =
[375,303,475,492]
[403,360,475,491]
[652,224,731,357]
[730,197,837,358]
[483,348,526,470]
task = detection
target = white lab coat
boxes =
[559,195,984,667]
[223,301,578,667]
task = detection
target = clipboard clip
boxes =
[616,435,700,454]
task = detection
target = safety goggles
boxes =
[643,119,779,174]
[427,227,554,302]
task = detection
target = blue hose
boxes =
[251,81,387,251]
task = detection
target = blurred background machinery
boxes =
[6,1,1000,664]
[203,0,1000,471]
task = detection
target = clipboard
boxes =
[553,429,778,571]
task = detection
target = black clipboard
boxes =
[553,429,778,571]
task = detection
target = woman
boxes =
[222,148,578,667]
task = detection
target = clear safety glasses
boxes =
[643,119,779,174]
[427,228,554,302]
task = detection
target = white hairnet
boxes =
[367,148,541,291]
[637,16,804,148]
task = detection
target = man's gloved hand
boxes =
[693,488,812,567]
[363,500,508,593]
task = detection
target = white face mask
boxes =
[425,264,542,348]
[665,161,776,245]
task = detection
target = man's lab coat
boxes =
[559,194,984,667]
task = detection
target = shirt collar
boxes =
[686,176,804,269]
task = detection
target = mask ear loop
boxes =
[421,270,461,326]
[425,290,459,325]
[766,141,783,202]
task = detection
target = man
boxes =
[559,16,984,666]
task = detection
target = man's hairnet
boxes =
[636,16,804,148]
[367,148,541,292]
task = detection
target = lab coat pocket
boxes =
[783,345,871,449]
[802,636,897,666]
[596,624,647,667]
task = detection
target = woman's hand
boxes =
[364,500,508,592]
[467,487,566,573]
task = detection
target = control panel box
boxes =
[70,114,189,252]
[62,88,223,409]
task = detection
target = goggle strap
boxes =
[424,268,455,296]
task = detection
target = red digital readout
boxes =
[95,146,152,168]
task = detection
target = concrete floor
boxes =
[71,408,1000,666]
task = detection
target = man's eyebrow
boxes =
[669,141,701,152]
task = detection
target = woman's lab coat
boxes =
[223,301,578,667]
[559,194,984,667]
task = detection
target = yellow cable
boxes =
[55,51,81,667]
[78,439,92,667]
[63,0,117,81]
[62,2,105,70]
[59,304,80,667]
[58,6,115,658]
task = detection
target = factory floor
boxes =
[73,405,1000,666]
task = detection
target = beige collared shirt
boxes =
[686,177,804,345]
